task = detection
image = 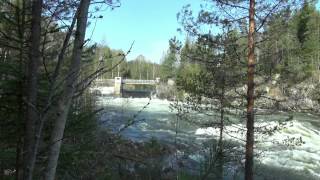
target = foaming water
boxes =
[260,121,320,179]
[196,120,320,178]
[97,97,320,179]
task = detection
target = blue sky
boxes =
[87,0,320,63]
[87,0,201,63]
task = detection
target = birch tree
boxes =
[44,0,91,179]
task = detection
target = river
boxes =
[97,97,320,180]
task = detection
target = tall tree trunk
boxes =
[44,0,91,179]
[216,76,225,180]
[16,1,27,179]
[23,0,43,179]
[245,0,255,180]
[28,8,78,179]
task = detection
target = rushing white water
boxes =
[90,86,114,95]
[196,120,320,179]
[97,97,320,179]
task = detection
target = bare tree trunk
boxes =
[27,8,78,178]
[152,63,155,79]
[44,0,91,179]
[216,76,225,180]
[245,0,255,180]
[23,0,43,179]
[16,1,27,179]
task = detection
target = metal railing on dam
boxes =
[94,78,158,86]
[122,79,156,85]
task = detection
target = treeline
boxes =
[163,1,320,86]
[93,43,184,82]
[92,46,161,80]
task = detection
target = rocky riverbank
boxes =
[156,77,320,114]
[254,80,320,113]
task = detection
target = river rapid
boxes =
[97,97,320,180]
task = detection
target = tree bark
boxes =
[15,1,27,179]
[44,0,91,179]
[216,76,225,180]
[28,8,78,178]
[23,0,43,179]
[245,0,255,180]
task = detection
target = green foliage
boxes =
[127,55,160,80]
[176,29,245,97]
[160,52,177,80]
[258,2,320,83]
[297,1,314,44]
[159,38,181,81]
[91,47,160,80]
[57,94,99,179]
[0,1,28,176]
